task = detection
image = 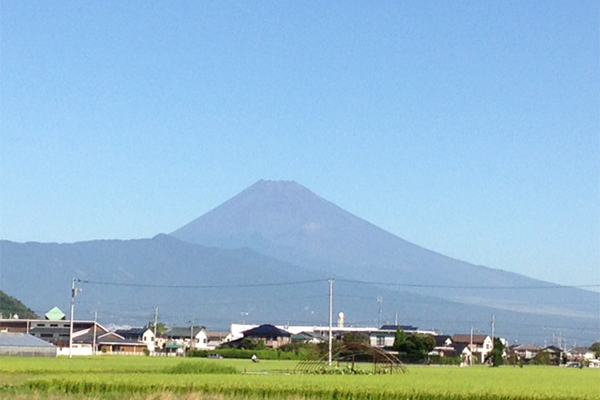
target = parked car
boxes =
[588,360,600,368]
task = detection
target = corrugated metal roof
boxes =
[0,332,56,348]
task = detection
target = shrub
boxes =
[165,361,236,374]
[186,348,303,360]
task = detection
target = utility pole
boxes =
[377,297,383,328]
[190,316,195,351]
[559,331,563,350]
[69,278,81,359]
[92,311,97,356]
[153,306,159,354]
[394,312,398,326]
[491,314,495,340]
[469,326,474,366]
[328,278,334,366]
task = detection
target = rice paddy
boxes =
[0,356,597,400]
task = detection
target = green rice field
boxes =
[0,356,598,400]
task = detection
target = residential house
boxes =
[431,335,454,357]
[451,343,473,365]
[541,345,564,365]
[292,331,326,344]
[115,328,156,352]
[230,324,291,349]
[205,329,230,349]
[510,344,542,362]
[167,326,208,351]
[566,347,596,363]
[369,325,438,348]
[451,334,493,364]
[70,329,147,355]
[429,336,473,365]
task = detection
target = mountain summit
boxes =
[173,179,445,280]
[1,179,597,342]
[172,180,598,321]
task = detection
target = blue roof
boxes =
[0,332,56,348]
[242,324,290,338]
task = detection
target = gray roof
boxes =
[205,330,229,339]
[74,331,146,346]
[513,344,541,351]
[169,326,205,338]
[0,332,56,348]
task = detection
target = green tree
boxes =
[0,291,38,319]
[146,322,168,335]
[342,332,369,344]
[589,342,600,358]
[531,351,551,365]
[239,337,266,350]
[392,328,406,351]
[485,337,505,367]
[393,330,435,363]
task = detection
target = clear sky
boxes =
[1,1,598,288]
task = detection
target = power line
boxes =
[336,279,600,290]
[77,278,325,289]
[77,277,600,290]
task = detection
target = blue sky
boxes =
[1,1,598,288]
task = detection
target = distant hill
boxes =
[2,235,594,343]
[0,290,38,319]
[172,180,599,342]
[1,180,597,344]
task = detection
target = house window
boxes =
[376,336,385,347]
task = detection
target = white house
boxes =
[451,334,493,364]
[168,326,209,350]
[115,328,156,352]
[510,344,541,361]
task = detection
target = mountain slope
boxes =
[171,180,599,329]
[0,290,38,319]
[1,236,595,343]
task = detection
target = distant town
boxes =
[1,305,598,368]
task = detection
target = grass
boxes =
[1,356,598,400]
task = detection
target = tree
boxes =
[485,337,505,367]
[342,332,369,344]
[239,337,266,350]
[146,322,168,335]
[393,329,435,363]
[392,328,406,351]
[590,342,600,358]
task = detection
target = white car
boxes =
[588,359,600,368]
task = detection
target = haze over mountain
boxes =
[1,180,597,344]
[1,234,596,343]
[172,180,598,320]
